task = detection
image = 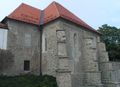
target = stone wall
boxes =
[98,42,120,87]
[1,18,120,87]
[42,19,103,87]
[3,19,41,75]
[42,20,72,87]
[42,20,60,76]
[61,20,103,87]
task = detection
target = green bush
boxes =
[98,24,120,61]
[0,75,58,87]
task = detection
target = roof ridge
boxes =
[21,3,41,10]
[5,1,101,35]
[52,2,60,17]
[54,2,87,23]
[53,2,95,29]
[8,2,41,25]
[8,3,41,17]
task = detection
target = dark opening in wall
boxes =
[73,33,77,48]
[24,60,30,71]
[45,38,47,51]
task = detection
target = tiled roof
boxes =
[44,2,100,34]
[0,23,8,29]
[44,2,60,24]
[8,3,41,25]
[7,1,100,34]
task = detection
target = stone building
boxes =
[0,1,120,87]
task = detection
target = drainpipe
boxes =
[39,10,44,76]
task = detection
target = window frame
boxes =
[24,60,30,71]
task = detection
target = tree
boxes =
[98,24,120,61]
[0,49,14,72]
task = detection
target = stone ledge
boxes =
[84,71,101,73]
[58,56,69,59]
[84,84,103,87]
[103,82,120,84]
[56,69,71,73]
[57,41,66,43]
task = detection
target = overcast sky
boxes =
[0,0,120,29]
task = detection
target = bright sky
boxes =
[0,0,120,29]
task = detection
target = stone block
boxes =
[100,62,120,71]
[56,30,66,42]
[57,43,67,56]
[104,83,120,87]
[71,73,85,87]
[101,70,119,83]
[100,62,113,71]
[98,42,106,51]
[85,72,102,85]
[56,72,72,87]
[84,84,103,87]
[99,52,109,62]
[84,37,97,49]
[84,48,98,61]
[84,60,99,71]
[58,58,69,70]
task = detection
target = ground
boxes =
[0,74,58,87]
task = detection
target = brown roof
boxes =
[0,23,8,29]
[7,1,100,34]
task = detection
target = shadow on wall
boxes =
[0,49,14,72]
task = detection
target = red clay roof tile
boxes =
[44,2,60,24]
[7,2,100,34]
[43,2,100,34]
[8,3,41,25]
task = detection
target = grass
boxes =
[0,74,58,87]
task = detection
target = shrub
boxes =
[0,74,58,87]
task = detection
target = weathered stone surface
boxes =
[99,52,109,62]
[2,18,120,87]
[3,19,41,76]
[85,72,102,85]
[56,72,72,87]
[98,42,106,51]
[58,58,69,70]
[104,83,120,87]
[58,43,67,56]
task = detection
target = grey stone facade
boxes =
[1,18,120,87]
[2,19,41,75]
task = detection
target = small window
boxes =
[24,60,30,71]
[45,38,47,51]
[42,33,47,52]
[24,34,31,47]
[73,33,77,48]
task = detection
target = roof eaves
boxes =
[52,1,60,16]
[6,16,39,27]
[0,23,8,29]
[60,17,102,35]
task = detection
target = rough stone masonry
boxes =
[0,1,120,87]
